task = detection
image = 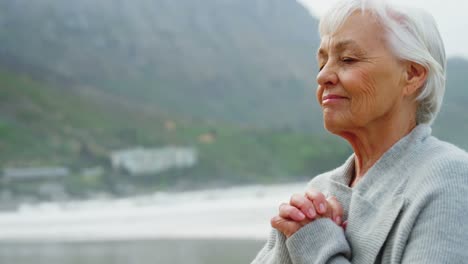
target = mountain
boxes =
[0,0,467,196]
[0,0,466,138]
[0,66,351,194]
[0,0,322,131]
[0,66,173,168]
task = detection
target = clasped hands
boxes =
[271,188,345,238]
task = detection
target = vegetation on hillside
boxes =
[0,0,466,202]
[0,0,322,131]
[0,67,351,198]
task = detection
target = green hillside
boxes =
[0,0,467,199]
[0,0,466,137]
[0,0,322,131]
[0,67,350,194]
[0,67,169,167]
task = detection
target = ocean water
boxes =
[0,183,307,263]
[0,239,265,264]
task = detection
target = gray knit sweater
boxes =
[251,124,468,263]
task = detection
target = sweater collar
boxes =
[330,124,432,204]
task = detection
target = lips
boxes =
[322,94,349,106]
[322,94,347,100]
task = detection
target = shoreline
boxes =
[0,182,306,242]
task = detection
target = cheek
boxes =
[343,69,379,112]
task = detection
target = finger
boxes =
[342,220,348,231]
[279,203,306,221]
[305,188,327,214]
[270,215,300,238]
[327,196,344,225]
[289,193,317,219]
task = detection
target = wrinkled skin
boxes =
[273,11,427,238]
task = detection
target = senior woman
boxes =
[252,0,468,263]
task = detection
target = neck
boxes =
[339,108,417,186]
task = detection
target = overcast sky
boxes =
[297,0,468,59]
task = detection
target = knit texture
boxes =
[251,124,468,264]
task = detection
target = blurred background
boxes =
[0,0,466,263]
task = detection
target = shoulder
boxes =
[415,136,468,182]
[404,135,468,203]
[398,138,468,263]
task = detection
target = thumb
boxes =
[270,216,300,238]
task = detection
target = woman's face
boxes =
[316,12,407,134]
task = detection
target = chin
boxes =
[322,115,350,135]
[324,122,341,134]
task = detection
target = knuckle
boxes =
[327,197,344,215]
[302,198,313,209]
[286,205,298,215]
[278,202,288,211]
[307,188,324,198]
[281,204,297,216]
[327,195,339,205]
[290,193,304,205]
[279,206,291,217]
[316,192,326,201]
[270,216,281,227]
[305,190,316,200]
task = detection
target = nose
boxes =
[316,64,338,88]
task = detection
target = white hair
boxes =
[319,0,447,125]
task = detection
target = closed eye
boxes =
[318,57,357,72]
[341,57,357,63]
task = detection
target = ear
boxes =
[403,61,428,97]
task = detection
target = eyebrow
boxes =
[317,39,364,58]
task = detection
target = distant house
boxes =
[110,146,197,176]
[2,167,70,182]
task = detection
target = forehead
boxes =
[318,12,386,54]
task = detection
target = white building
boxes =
[110,146,197,176]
